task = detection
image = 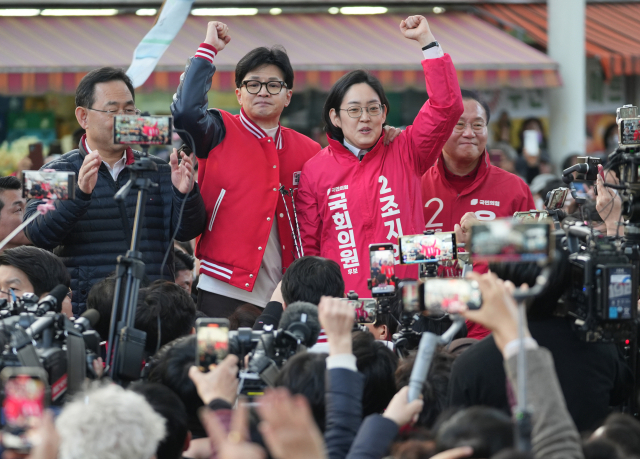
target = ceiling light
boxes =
[328,7,340,14]
[433,6,446,14]
[270,8,282,15]
[0,9,40,16]
[41,9,118,16]
[191,8,258,16]
[340,6,388,15]
[136,9,157,16]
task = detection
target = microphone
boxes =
[74,309,100,333]
[253,301,284,331]
[279,302,321,348]
[36,284,68,316]
[561,163,589,184]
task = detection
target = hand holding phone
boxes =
[22,170,75,200]
[369,244,396,297]
[196,318,229,372]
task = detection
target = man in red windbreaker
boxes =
[421,89,535,338]
[297,15,463,297]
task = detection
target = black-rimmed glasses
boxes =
[241,80,287,95]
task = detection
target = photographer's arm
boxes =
[319,297,365,459]
[170,22,230,159]
[24,162,92,250]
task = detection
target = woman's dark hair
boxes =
[235,46,294,90]
[322,70,390,143]
[274,352,328,431]
[461,89,491,124]
[75,67,135,108]
[0,246,70,296]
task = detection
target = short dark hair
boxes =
[146,335,206,438]
[75,67,135,108]
[0,246,70,296]
[135,280,197,356]
[323,70,390,143]
[395,348,455,428]
[174,250,194,272]
[0,176,21,214]
[435,406,513,456]
[352,331,398,417]
[460,89,490,124]
[598,413,640,458]
[86,277,117,341]
[228,303,261,330]
[129,383,189,459]
[275,352,327,431]
[235,46,294,90]
[281,256,345,306]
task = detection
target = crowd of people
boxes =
[0,13,638,459]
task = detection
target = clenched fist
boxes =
[400,15,436,48]
[204,21,231,52]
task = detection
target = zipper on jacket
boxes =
[208,189,226,231]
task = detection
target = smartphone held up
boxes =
[196,318,229,372]
[22,170,75,201]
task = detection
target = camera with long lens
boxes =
[228,302,320,395]
[0,286,101,404]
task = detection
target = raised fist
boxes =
[204,21,231,52]
[400,15,436,47]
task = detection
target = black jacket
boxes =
[447,317,633,432]
[24,143,206,314]
[325,368,365,459]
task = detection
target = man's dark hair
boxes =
[435,406,513,457]
[352,331,398,417]
[175,240,193,256]
[135,280,196,356]
[0,246,70,296]
[281,256,344,305]
[460,89,491,124]
[175,250,195,272]
[86,277,116,341]
[228,303,261,330]
[274,352,327,431]
[146,335,205,438]
[489,231,569,319]
[583,439,622,459]
[0,176,21,214]
[129,383,189,459]
[323,70,390,143]
[235,46,294,90]
[395,348,455,428]
[75,67,135,108]
[597,413,640,458]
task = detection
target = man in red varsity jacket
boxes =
[421,90,535,338]
[170,22,323,317]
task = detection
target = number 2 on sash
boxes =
[424,198,443,229]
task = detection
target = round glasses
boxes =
[87,107,142,117]
[242,80,287,95]
[339,104,384,118]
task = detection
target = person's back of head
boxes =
[435,406,513,458]
[351,331,398,416]
[146,335,206,438]
[274,351,327,431]
[281,256,344,305]
[130,382,190,459]
[135,280,197,356]
[0,246,70,296]
[583,438,622,459]
[56,383,165,459]
[229,303,262,330]
[489,231,569,319]
[395,348,455,428]
[86,277,116,341]
[594,412,640,458]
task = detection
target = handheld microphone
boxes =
[279,302,321,348]
[36,284,68,316]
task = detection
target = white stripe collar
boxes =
[239,107,284,150]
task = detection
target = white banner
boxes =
[126,0,195,88]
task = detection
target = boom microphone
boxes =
[279,302,321,348]
[74,309,100,333]
[36,284,69,316]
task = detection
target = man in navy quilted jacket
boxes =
[24,67,206,315]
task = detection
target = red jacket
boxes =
[421,153,535,231]
[421,152,535,338]
[196,109,320,291]
[297,55,463,296]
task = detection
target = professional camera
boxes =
[564,231,637,343]
[229,302,321,395]
[0,286,101,404]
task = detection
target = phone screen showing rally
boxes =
[369,245,396,296]
[469,219,550,263]
[113,115,173,145]
[424,279,482,314]
[196,321,229,371]
[1,375,45,450]
[606,267,633,321]
[342,299,377,324]
[399,232,456,264]
[22,170,74,200]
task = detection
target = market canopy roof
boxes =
[0,12,560,95]
[476,3,640,80]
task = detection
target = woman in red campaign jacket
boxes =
[296,15,463,297]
